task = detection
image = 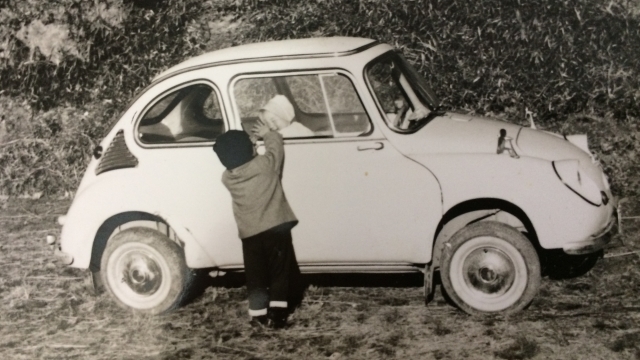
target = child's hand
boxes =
[252,119,272,138]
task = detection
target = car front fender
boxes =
[412,154,613,250]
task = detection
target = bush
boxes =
[223,0,640,198]
[0,0,638,198]
[0,97,110,195]
[0,0,206,195]
[0,0,206,111]
[229,0,640,122]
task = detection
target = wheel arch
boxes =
[431,198,540,269]
[90,211,179,272]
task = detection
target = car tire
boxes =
[100,227,194,314]
[440,221,541,315]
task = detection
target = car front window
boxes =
[366,52,440,132]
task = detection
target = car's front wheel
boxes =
[440,221,541,315]
[100,227,194,314]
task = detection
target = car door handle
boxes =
[357,142,384,151]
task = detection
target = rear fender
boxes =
[60,174,216,269]
[89,212,213,272]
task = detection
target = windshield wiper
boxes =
[406,105,446,130]
[433,104,447,114]
[422,105,446,123]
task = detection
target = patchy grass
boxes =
[494,336,539,359]
[1,197,639,359]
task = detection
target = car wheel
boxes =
[441,221,541,315]
[100,227,194,314]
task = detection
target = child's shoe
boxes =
[250,315,269,328]
[268,308,289,329]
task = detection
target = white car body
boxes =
[53,37,617,313]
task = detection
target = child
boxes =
[213,122,300,329]
[259,95,314,137]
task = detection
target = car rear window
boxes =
[137,83,226,144]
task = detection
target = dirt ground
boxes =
[1,198,639,360]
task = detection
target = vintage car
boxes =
[50,37,617,315]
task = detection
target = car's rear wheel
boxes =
[100,227,194,314]
[441,221,541,315]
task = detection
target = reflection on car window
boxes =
[234,78,278,119]
[286,75,326,114]
[234,74,370,139]
[138,84,225,144]
[322,74,370,134]
[366,52,438,132]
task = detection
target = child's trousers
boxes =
[241,224,298,317]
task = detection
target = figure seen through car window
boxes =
[391,69,431,130]
[259,95,314,137]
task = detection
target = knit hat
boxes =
[213,130,254,170]
[259,95,295,125]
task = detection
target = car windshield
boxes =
[366,51,440,132]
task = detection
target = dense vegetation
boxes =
[0,0,638,198]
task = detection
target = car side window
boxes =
[233,73,370,139]
[321,74,370,135]
[138,84,225,144]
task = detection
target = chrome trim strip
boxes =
[217,262,422,273]
[153,41,381,86]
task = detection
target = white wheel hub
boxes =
[449,236,528,312]
[106,242,172,310]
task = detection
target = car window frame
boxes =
[229,69,374,143]
[133,79,229,149]
[363,51,439,135]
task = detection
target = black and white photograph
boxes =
[0,0,639,359]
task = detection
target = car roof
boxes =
[153,37,378,82]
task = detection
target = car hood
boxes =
[391,113,521,155]
[395,112,591,163]
[515,127,591,163]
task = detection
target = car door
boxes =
[232,71,441,267]
[134,80,244,267]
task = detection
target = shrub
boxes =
[0,97,110,195]
[229,0,640,121]
[0,0,206,111]
[1,0,639,197]
[0,0,206,195]
[222,0,640,198]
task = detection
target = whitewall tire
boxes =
[441,221,541,315]
[100,227,194,314]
